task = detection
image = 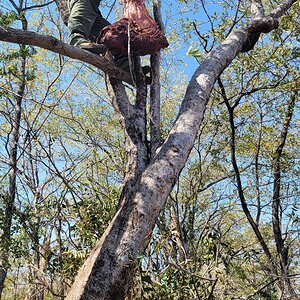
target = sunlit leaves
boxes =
[0,11,18,27]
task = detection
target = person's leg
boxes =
[88,11,130,69]
[68,0,101,46]
[89,10,110,42]
[68,0,107,53]
[67,0,150,78]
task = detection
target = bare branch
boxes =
[272,91,297,293]
[150,0,164,158]
[220,77,276,272]
[270,0,299,19]
[0,26,132,84]
[22,1,55,12]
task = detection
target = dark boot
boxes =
[78,42,107,54]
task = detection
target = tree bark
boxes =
[108,73,149,200]
[251,0,265,18]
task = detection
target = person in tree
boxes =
[67,0,129,69]
[67,0,168,79]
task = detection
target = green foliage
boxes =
[0,0,299,299]
[0,47,37,81]
[0,11,18,27]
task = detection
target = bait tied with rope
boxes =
[97,0,169,56]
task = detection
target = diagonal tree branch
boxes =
[270,0,298,18]
[0,26,132,83]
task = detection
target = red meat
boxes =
[97,0,169,56]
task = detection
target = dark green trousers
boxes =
[68,0,129,70]
[68,0,110,46]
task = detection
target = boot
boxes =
[78,42,107,54]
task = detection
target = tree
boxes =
[0,0,299,299]
[0,8,32,295]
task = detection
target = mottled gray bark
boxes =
[108,70,149,206]
[150,51,161,157]
[251,0,265,18]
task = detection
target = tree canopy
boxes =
[0,0,299,299]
